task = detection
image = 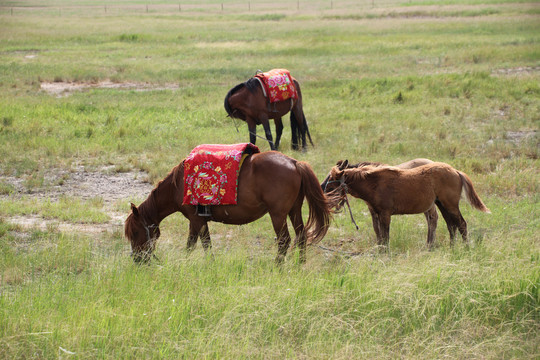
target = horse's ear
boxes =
[130,203,140,218]
[339,160,349,170]
[336,160,344,166]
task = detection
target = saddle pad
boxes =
[182,143,260,206]
[254,69,298,103]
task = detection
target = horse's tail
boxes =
[290,103,314,148]
[458,171,491,213]
[290,80,314,149]
[303,112,314,147]
[296,161,331,245]
[290,111,300,149]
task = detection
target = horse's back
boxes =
[244,151,300,187]
[395,158,434,169]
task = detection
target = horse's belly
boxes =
[392,197,434,215]
[210,204,267,225]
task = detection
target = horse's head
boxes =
[322,160,348,192]
[323,160,349,211]
[124,203,161,263]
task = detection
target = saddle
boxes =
[182,143,260,216]
[253,69,298,103]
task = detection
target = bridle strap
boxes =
[328,176,359,231]
[343,192,359,231]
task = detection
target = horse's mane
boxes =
[170,161,185,189]
[345,164,400,183]
[350,161,385,169]
[127,162,184,230]
[224,77,260,118]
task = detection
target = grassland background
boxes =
[0,0,538,358]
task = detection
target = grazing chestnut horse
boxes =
[224,71,313,151]
[325,160,490,247]
[125,151,330,263]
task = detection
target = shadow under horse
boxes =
[224,71,313,151]
[125,151,330,264]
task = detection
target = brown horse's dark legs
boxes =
[436,200,468,244]
[247,121,257,146]
[274,118,283,151]
[435,200,458,243]
[270,213,292,263]
[261,118,275,150]
[199,224,212,251]
[288,200,306,263]
[199,224,215,260]
[368,207,381,240]
[425,205,439,247]
[378,213,391,248]
[186,220,204,252]
[457,213,468,243]
[186,234,198,252]
[291,107,306,151]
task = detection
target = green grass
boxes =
[0,1,538,358]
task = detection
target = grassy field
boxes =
[0,0,538,358]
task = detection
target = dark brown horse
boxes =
[125,151,330,263]
[224,72,313,151]
[325,160,490,248]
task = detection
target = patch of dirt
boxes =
[492,66,540,77]
[1,166,153,234]
[40,81,179,97]
[505,130,538,144]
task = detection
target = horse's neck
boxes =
[140,171,181,225]
[345,170,374,201]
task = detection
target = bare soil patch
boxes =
[40,81,179,97]
[492,66,540,77]
[1,166,153,234]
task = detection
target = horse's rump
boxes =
[183,143,260,205]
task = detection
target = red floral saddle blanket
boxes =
[182,143,260,206]
[254,69,298,103]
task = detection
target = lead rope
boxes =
[228,113,272,146]
[343,193,359,231]
[338,180,359,231]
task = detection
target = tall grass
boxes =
[0,1,538,358]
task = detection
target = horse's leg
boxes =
[424,205,439,248]
[378,212,392,249]
[456,211,468,243]
[247,117,257,145]
[270,212,292,264]
[259,116,275,150]
[186,218,209,252]
[186,221,200,252]
[198,224,211,250]
[435,200,457,243]
[274,117,283,151]
[199,223,215,259]
[436,200,467,244]
[288,197,306,263]
[368,206,382,241]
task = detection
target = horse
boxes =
[321,158,440,242]
[325,160,490,248]
[125,151,330,264]
[224,71,313,151]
